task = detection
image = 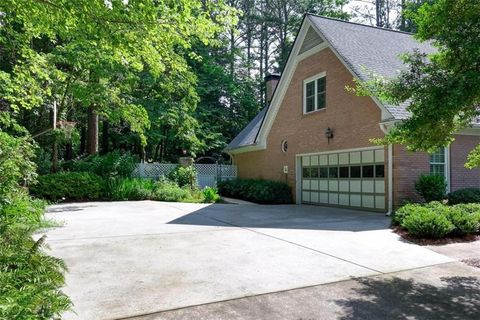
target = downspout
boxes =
[379,123,394,216]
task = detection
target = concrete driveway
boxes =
[43,201,453,319]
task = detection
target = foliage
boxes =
[394,201,480,238]
[352,0,480,168]
[218,179,292,204]
[414,174,447,202]
[106,178,154,201]
[401,205,455,238]
[167,166,197,189]
[31,172,104,201]
[448,188,480,205]
[151,179,192,202]
[203,187,221,203]
[0,131,37,200]
[0,127,71,317]
[68,151,137,178]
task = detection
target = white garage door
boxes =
[300,148,386,211]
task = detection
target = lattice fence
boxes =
[133,163,237,188]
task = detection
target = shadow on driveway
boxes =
[167,203,390,232]
[336,276,480,320]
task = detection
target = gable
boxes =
[299,27,324,54]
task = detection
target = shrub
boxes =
[203,187,220,203]
[447,188,480,205]
[446,206,480,235]
[68,150,137,178]
[151,180,191,202]
[415,174,447,202]
[392,203,421,226]
[401,206,454,238]
[167,165,197,188]
[30,172,104,201]
[106,178,154,201]
[218,179,292,204]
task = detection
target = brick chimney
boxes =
[265,73,280,105]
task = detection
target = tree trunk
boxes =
[87,106,98,155]
[51,138,58,172]
[65,142,73,160]
[101,119,109,154]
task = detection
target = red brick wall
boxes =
[392,145,429,208]
[233,48,385,202]
[450,135,480,191]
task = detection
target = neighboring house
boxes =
[225,14,480,213]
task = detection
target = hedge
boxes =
[447,188,480,205]
[217,179,292,204]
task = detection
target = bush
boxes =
[446,206,480,235]
[447,188,480,205]
[151,180,191,202]
[401,206,454,238]
[203,187,220,203]
[218,179,292,204]
[106,178,154,201]
[167,165,197,188]
[415,174,447,202]
[392,203,421,226]
[68,150,137,178]
[1,128,72,318]
[31,172,104,201]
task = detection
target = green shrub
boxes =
[203,187,220,203]
[106,178,154,201]
[447,188,480,205]
[167,165,197,188]
[415,174,447,202]
[151,180,191,202]
[68,150,137,178]
[401,206,454,238]
[0,129,72,318]
[218,179,292,204]
[446,206,480,235]
[30,172,104,201]
[392,203,422,226]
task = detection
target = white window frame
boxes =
[303,71,326,114]
[429,147,450,192]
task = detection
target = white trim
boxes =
[303,71,327,115]
[296,145,383,158]
[446,145,451,193]
[297,42,329,61]
[387,144,393,215]
[295,155,302,204]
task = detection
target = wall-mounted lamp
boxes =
[325,127,334,144]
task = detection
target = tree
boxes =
[353,0,480,168]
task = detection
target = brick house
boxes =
[225,14,480,213]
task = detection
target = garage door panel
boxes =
[339,193,349,206]
[329,193,339,205]
[311,180,319,190]
[319,180,328,191]
[375,181,385,194]
[350,181,361,193]
[362,180,374,193]
[339,181,349,192]
[311,192,319,203]
[350,194,361,207]
[329,180,338,191]
[319,192,329,203]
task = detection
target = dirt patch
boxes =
[393,226,480,246]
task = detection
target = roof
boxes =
[308,14,435,119]
[226,14,436,152]
[225,108,266,151]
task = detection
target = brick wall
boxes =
[233,48,385,202]
[450,135,480,191]
[392,145,429,208]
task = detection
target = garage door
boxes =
[300,148,386,211]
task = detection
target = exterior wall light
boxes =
[325,127,333,143]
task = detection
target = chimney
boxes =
[265,73,280,105]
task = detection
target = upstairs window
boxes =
[303,72,326,114]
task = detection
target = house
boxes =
[225,14,480,213]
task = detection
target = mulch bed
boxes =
[393,226,480,246]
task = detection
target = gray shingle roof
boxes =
[308,14,435,119]
[227,15,436,151]
[225,107,266,151]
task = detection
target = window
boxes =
[430,148,446,177]
[362,165,374,178]
[304,73,326,113]
[350,166,361,178]
[328,167,338,178]
[375,165,385,178]
[339,166,349,178]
